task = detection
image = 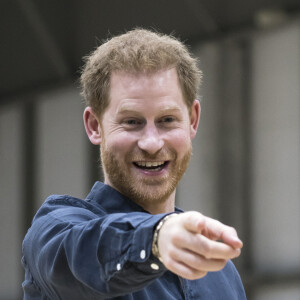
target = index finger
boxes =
[206,218,243,249]
[183,212,243,249]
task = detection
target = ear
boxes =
[83,107,102,145]
[190,100,201,140]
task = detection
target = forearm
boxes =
[23,206,167,299]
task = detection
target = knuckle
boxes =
[184,271,198,280]
[192,256,204,269]
[171,233,183,246]
[197,218,206,228]
[201,240,212,257]
[227,226,237,235]
[187,271,207,280]
[185,211,204,222]
[168,248,177,260]
[228,225,235,231]
[216,260,227,271]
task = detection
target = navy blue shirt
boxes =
[22,182,247,299]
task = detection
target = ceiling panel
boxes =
[1,0,300,100]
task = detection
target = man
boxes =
[22,29,246,299]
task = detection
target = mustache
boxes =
[127,149,176,161]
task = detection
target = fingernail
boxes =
[233,236,242,243]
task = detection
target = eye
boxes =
[125,119,139,125]
[159,116,176,123]
[162,116,175,123]
[122,118,144,128]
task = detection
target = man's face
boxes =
[100,68,198,210]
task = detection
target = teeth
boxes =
[136,161,164,167]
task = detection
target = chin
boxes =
[126,181,176,205]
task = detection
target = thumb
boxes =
[183,211,243,249]
[182,211,207,233]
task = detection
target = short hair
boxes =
[80,28,202,118]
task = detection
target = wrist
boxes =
[152,213,178,263]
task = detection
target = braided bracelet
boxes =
[152,213,178,263]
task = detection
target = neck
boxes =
[139,190,176,214]
[103,178,177,215]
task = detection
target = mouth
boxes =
[133,161,169,172]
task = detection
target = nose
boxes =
[137,125,164,155]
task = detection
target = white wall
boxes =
[0,86,91,299]
[177,38,246,236]
[35,86,89,208]
[251,20,300,300]
[251,22,300,272]
[177,42,221,218]
[0,106,23,299]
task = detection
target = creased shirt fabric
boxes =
[22,181,247,299]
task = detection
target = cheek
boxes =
[104,132,137,153]
[166,130,191,154]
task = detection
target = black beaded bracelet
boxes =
[152,213,178,263]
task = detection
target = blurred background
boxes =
[1,0,300,299]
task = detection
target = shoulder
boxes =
[22,194,104,258]
[31,194,105,226]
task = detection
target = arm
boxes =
[22,197,167,299]
[155,211,243,280]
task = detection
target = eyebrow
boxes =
[117,105,182,115]
[117,107,140,115]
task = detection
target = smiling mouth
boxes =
[133,161,169,171]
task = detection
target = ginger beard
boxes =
[100,139,192,208]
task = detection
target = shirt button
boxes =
[151,263,159,270]
[117,263,121,271]
[140,249,146,259]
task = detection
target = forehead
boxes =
[108,68,185,110]
[111,68,180,90]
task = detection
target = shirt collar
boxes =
[85,181,183,214]
[85,181,148,213]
